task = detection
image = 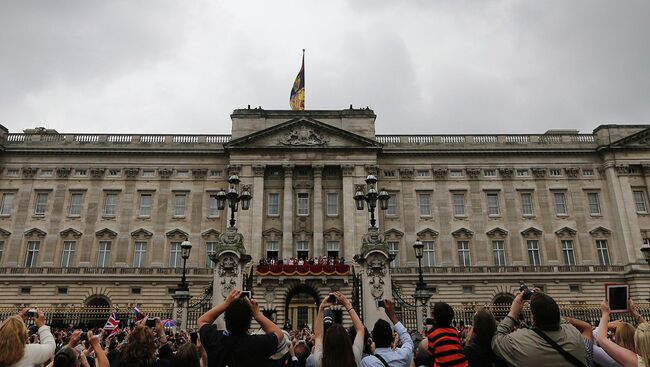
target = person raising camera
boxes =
[0,307,55,367]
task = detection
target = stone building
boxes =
[1,108,650,327]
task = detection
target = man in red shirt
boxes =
[427,302,468,367]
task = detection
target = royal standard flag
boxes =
[290,50,305,110]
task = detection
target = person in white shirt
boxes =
[361,299,414,367]
[0,307,55,367]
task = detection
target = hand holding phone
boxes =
[240,291,252,298]
[376,299,385,308]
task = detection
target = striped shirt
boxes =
[427,327,468,367]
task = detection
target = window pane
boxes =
[97,241,111,267]
[170,242,182,267]
[327,193,338,216]
[492,240,506,266]
[423,241,435,266]
[634,191,648,212]
[562,240,576,265]
[25,241,40,267]
[61,241,76,267]
[387,195,397,215]
[419,194,431,216]
[297,193,309,216]
[69,193,83,216]
[596,240,610,265]
[174,194,186,217]
[206,242,217,268]
[1,193,14,215]
[268,193,280,216]
[208,196,220,217]
[457,241,471,266]
[521,193,534,215]
[587,193,601,215]
[35,193,48,215]
[527,240,541,266]
[554,193,567,214]
[0,241,4,263]
[487,194,500,215]
[139,195,152,216]
[104,194,117,215]
[388,241,400,267]
[134,241,147,267]
[453,194,465,216]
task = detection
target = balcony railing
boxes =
[390,265,624,274]
[375,134,595,146]
[0,267,214,275]
[4,133,231,146]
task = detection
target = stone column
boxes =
[312,164,324,257]
[172,291,190,331]
[355,227,393,328]
[251,165,266,259]
[342,164,357,261]
[210,227,252,329]
[282,164,294,260]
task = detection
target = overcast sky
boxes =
[1,1,649,135]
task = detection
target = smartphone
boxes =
[190,332,198,345]
[145,318,156,328]
[27,309,37,318]
[328,293,336,303]
[240,291,252,298]
[519,284,532,301]
[376,299,385,308]
[606,284,629,313]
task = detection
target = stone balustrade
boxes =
[389,264,624,274]
[0,267,214,275]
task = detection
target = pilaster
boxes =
[342,164,356,261]
[282,165,294,259]
[603,163,640,265]
[312,165,324,258]
[251,165,266,260]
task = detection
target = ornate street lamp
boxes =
[413,239,425,288]
[641,242,650,266]
[353,175,390,228]
[216,175,252,228]
[413,239,434,332]
[179,240,192,291]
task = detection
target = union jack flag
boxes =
[133,307,145,322]
[103,312,120,332]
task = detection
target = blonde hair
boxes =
[635,323,650,367]
[615,322,637,353]
[0,316,27,366]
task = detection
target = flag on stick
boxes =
[290,50,305,110]
[103,312,120,332]
[133,307,145,322]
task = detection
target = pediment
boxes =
[486,227,508,238]
[0,228,11,237]
[417,228,439,239]
[610,127,650,149]
[131,228,153,238]
[24,228,46,238]
[95,228,117,238]
[166,228,188,239]
[201,229,221,239]
[589,226,612,237]
[555,226,577,237]
[323,228,343,236]
[60,228,82,238]
[521,227,543,238]
[452,227,474,238]
[225,117,382,150]
[385,228,404,239]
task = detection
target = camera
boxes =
[145,318,156,328]
[27,309,37,318]
[375,299,385,308]
[520,283,533,300]
[240,291,251,298]
[327,293,336,303]
[80,332,88,341]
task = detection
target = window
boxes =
[388,241,400,267]
[383,170,395,177]
[97,241,111,267]
[487,193,500,216]
[25,241,39,267]
[208,195,221,217]
[266,241,279,260]
[553,192,567,215]
[327,193,339,216]
[634,191,648,213]
[493,240,506,266]
[562,240,576,265]
[521,192,534,216]
[34,192,48,215]
[131,288,141,295]
[450,170,463,177]
[176,170,189,178]
[0,241,3,263]
[58,287,68,295]
[21,287,31,295]
[297,193,309,216]
[587,192,601,215]
[108,169,120,177]
[484,169,496,177]
[103,193,118,216]
[423,241,435,266]
[206,242,217,268]
[6,169,19,176]
[174,194,187,217]
[527,240,541,266]
[1,193,14,215]
[417,170,429,177]
[74,169,87,177]
[387,195,397,215]
[169,242,182,267]
[133,241,147,268]
[142,170,155,177]
[327,241,340,258]
[61,241,76,267]
[139,194,153,217]
[550,169,562,177]
[268,193,280,216]
[69,193,83,216]
[296,241,309,259]
[41,169,53,177]
[419,193,432,216]
[516,169,530,177]
[209,170,222,177]
[569,284,581,293]
[583,169,594,177]
[462,286,474,294]
[596,240,611,265]
[453,193,465,216]
[457,241,471,266]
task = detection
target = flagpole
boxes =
[302,49,305,110]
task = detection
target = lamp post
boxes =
[215,175,252,228]
[641,243,650,266]
[413,239,434,333]
[173,240,192,330]
[353,175,390,228]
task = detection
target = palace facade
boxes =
[1,108,650,325]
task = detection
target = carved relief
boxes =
[615,165,629,176]
[362,228,386,246]
[521,227,543,238]
[365,165,378,176]
[367,253,387,299]
[342,164,355,176]
[159,168,173,179]
[432,168,448,180]
[124,168,140,178]
[399,168,414,180]
[555,226,577,237]
[22,167,38,178]
[282,164,294,177]
[498,168,514,178]
[465,168,481,179]
[192,169,208,180]
[252,165,266,177]
[279,125,328,146]
[56,168,72,178]
[531,168,547,178]
[218,255,239,298]
[227,165,241,176]
[564,167,580,178]
[90,168,105,179]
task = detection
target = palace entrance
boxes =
[285,284,320,330]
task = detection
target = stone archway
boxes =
[284,283,320,330]
[82,295,112,328]
[85,294,111,307]
[491,293,515,320]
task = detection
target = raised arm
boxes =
[334,291,364,335]
[564,317,593,340]
[88,331,109,367]
[314,294,330,347]
[197,289,241,329]
[249,298,283,343]
[490,292,524,367]
[629,298,647,325]
[596,299,638,367]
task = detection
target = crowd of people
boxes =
[2,287,650,367]
[259,256,345,267]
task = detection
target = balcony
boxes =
[0,267,214,276]
[390,265,624,274]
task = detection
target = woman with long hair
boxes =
[463,308,508,367]
[311,292,365,367]
[0,308,55,367]
[112,318,172,367]
[597,299,650,366]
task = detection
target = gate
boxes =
[186,282,214,330]
[352,266,363,321]
[391,282,418,330]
